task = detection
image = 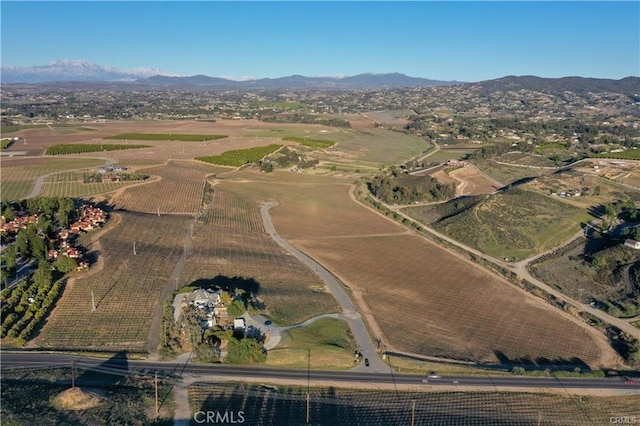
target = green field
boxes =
[425,149,476,162]
[283,136,335,149]
[45,144,149,155]
[104,133,227,141]
[265,318,357,369]
[404,188,592,260]
[195,144,282,167]
[0,157,107,200]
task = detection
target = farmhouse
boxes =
[624,239,640,249]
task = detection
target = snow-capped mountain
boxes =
[1,60,183,83]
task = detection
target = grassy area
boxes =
[283,136,335,149]
[103,133,227,141]
[424,149,476,163]
[265,318,357,369]
[1,139,12,149]
[195,144,282,167]
[385,354,511,376]
[0,124,48,134]
[405,188,592,260]
[534,142,566,154]
[472,159,551,185]
[45,143,149,155]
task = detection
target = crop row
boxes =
[1,157,105,200]
[190,384,640,425]
[1,278,64,345]
[45,143,150,155]
[196,144,283,167]
[104,133,227,142]
[113,160,216,214]
[199,189,264,233]
[282,136,335,149]
[294,234,607,366]
[36,212,191,351]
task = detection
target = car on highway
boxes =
[427,372,441,379]
[364,358,369,367]
[624,379,639,385]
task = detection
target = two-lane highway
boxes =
[2,352,639,393]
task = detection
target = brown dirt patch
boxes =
[53,387,107,410]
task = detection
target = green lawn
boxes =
[265,318,357,370]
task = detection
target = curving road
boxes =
[260,202,388,372]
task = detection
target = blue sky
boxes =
[1,1,638,81]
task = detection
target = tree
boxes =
[225,337,266,364]
[3,244,17,276]
[2,205,14,222]
[33,260,52,289]
[16,229,29,257]
[227,299,246,318]
[53,256,78,274]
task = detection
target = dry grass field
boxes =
[35,212,191,351]
[449,164,503,195]
[185,188,340,325]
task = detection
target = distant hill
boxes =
[0,60,459,89]
[472,75,640,97]
[139,72,459,90]
[1,60,183,83]
[2,60,637,94]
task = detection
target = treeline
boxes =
[262,114,351,128]
[368,170,455,204]
[196,144,282,167]
[45,143,149,155]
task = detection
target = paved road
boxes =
[260,202,387,372]
[2,352,638,393]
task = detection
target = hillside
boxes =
[403,188,590,260]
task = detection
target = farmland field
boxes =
[185,188,340,325]
[293,233,616,367]
[104,133,227,141]
[449,164,502,195]
[189,383,640,425]
[112,160,225,214]
[215,169,617,367]
[0,157,106,200]
[35,212,192,351]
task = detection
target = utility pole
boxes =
[91,291,96,312]
[71,360,76,388]
[175,277,179,291]
[306,349,311,424]
[411,400,415,426]
[155,371,159,415]
[190,223,194,238]
[133,241,137,255]
[157,207,160,217]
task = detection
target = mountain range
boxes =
[1,60,638,95]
